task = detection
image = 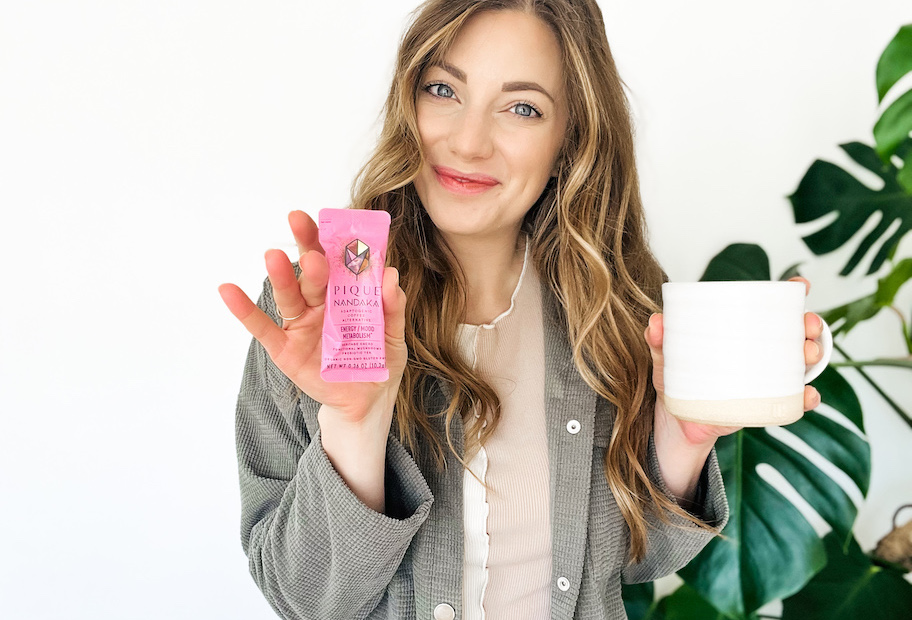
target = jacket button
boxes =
[557,576,571,591]
[566,419,581,434]
[433,603,456,620]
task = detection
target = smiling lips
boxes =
[433,165,500,195]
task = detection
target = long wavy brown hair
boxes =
[349,0,715,562]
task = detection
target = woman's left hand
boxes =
[644,276,827,449]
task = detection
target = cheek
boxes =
[503,140,559,186]
[415,110,430,149]
[415,105,447,152]
[413,109,439,195]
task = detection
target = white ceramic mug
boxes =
[661,281,833,427]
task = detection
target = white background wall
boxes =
[1,1,910,617]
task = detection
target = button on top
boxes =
[434,603,456,620]
[557,576,571,591]
[566,419,581,434]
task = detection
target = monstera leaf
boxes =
[622,583,729,620]
[671,244,872,617]
[781,532,912,619]
[697,243,771,281]
[874,25,912,165]
[790,24,912,276]
[622,582,657,619]
[788,138,912,276]
[820,257,912,340]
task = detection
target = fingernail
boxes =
[809,341,820,359]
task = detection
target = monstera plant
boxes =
[622,24,912,620]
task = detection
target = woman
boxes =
[219,1,826,618]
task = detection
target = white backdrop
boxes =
[1,1,910,617]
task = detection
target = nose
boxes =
[447,107,494,161]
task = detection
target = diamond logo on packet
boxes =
[345,239,370,276]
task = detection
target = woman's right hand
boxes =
[219,210,408,426]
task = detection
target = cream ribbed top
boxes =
[458,238,552,620]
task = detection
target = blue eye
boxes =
[511,102,542,118]
[426,83,455,98]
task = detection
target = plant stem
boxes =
[830,359,912,369]
[888,305,912,354]
[834,343,912,429]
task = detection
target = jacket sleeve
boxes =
[620,433,729,584]
[235,279,434,619]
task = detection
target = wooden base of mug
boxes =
[663,393,805,427]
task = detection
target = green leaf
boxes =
[789,139,912,275]
[876,24,912,102]
[819,294,881,338]
[677,247,872,617]
[818,257,912,337]
[653,584,730,620]
[874,88,912,162]
[812,365,866,436]
[623,582,659,620]
[781,532,912,620]
[874,24,912,161]
[898,147,912,194]
[679,401,870,616]
[778,263,804,281]
[700,244,771,281]
[874,257,912,304]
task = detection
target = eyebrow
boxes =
[431,61,555,104]
[502,81,554,104]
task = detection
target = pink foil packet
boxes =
[318,208,391,383]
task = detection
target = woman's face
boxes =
[413,10,568,243]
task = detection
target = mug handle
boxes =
[805,316,833,384]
